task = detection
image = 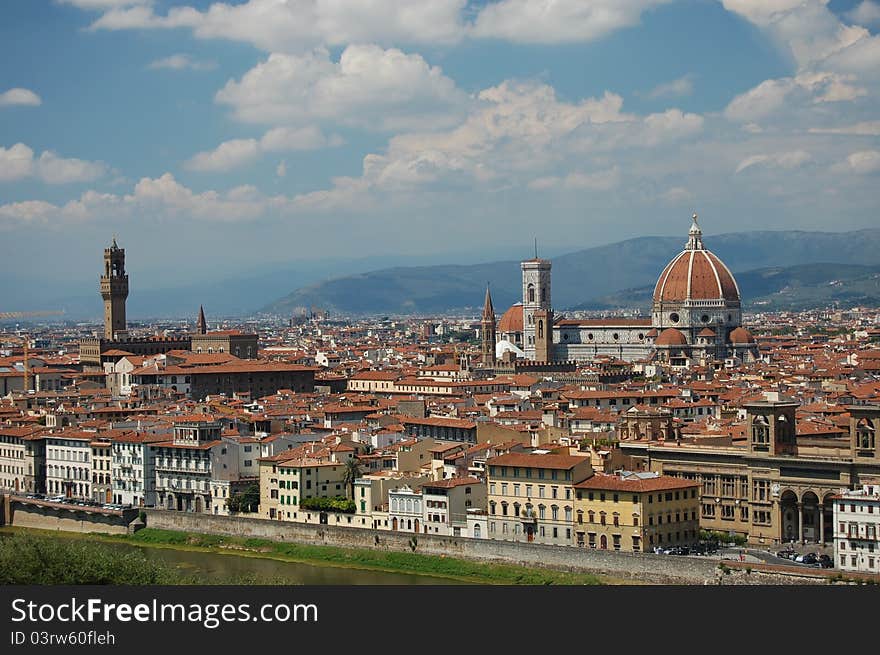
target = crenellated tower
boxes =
[100,236,128,340]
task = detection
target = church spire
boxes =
[480,283,496,367]
[686,213,704,250]
[196,305,207,335]
[482,283,495,321]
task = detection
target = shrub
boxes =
[299,496,356,513]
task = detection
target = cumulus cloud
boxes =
[147,54,216,71]
[836,150,880,174]
[471,0,671,44]
[735,150,812,173]
[287,80,705,209]
[186,126,341,172]
[78,0,677,50]
[0,172,291,226]
[644,74,694,99]
[724,72,867,122]
[0,88,42,107]
[88,0,466,51]
[0,143,106,183]
[215,46,466,132]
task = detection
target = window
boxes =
[539,505,546,520]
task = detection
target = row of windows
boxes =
[489,466,570,481]
[0,449,23,459]
[490,483,569,499]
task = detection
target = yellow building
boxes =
[573,472,700,552]
[486,452,593,546]
[259,453,349,522]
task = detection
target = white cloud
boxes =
[88,0,466,51]
[216,46,466,132]
[724,79,793,122]
[644,75,694,99]
[0,143,35,181]
[735,150,812,173]
[36,150,108,184]
[0,143,106,183]
[846,1,880,27]
[641,109,704,145]
[808,121,880,136]
[0,88,42,107]
[185,127,342,172]
[276,160,287,178]
[147,54,216,71]
[471,0,671,44]
[185,139,262,173]
[838,150,880,174]
[724,72,866,122]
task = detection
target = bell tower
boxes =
[100,236,128,340]
[481,284,496,367]
[522,243,551,360]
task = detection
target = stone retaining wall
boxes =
[144,509,719,583]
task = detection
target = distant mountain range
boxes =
[261,229,880,316]
[578,263,880,311]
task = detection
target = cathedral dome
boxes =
[728,327,755,344]
[498,302,523,334]
[653,215,740,304]
[655,327,688,346]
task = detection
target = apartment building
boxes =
[573,471,700,552]
[486,452,593,546]
[833,483,880,574]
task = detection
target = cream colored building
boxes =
[486,452,592,546]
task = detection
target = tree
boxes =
[341,457,362,500]
[226,484,260,514]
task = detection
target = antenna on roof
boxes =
[534,237,538,259]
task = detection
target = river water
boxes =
[0,529,466,585]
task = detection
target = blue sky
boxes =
[1,0,879,304]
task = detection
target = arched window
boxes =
[551,505,558,521]
[600,511,606,526]
[538,320,544,339]
[538,504,546,519]
[528,284,535,303]
[857,419,875,451]
[513,502,521,517]
[577,510,583,524]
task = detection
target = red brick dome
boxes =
[653,215,740,304]
[728,327,755,344]
[655,327,688,346]
[498,303,523,334]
